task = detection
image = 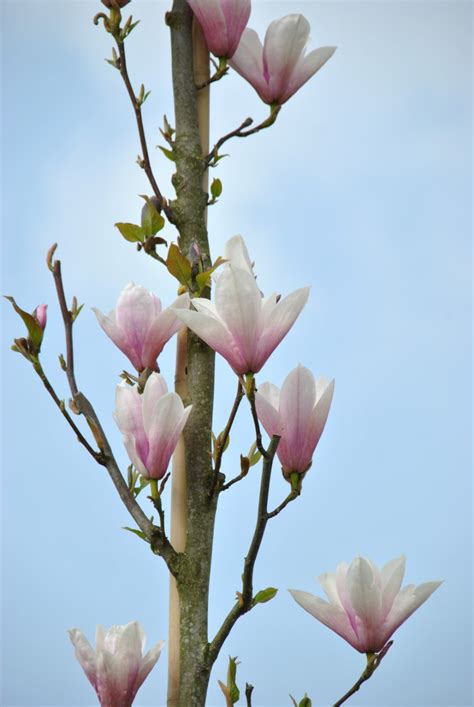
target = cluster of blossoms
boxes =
[8,1,440,702]
[189,0,336,105]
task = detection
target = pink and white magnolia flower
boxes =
[114,373,192,479]
[93,284,189,372]
[255,365,334,474]
[229,14,336,105]
[174,255,309,376]
[289,556,442,654]
[34,304,47,330]
[68,621,163,707]
[188,0,251,59]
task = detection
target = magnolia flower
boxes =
[290,556,442,653]
[229,14,336,105]
[255,365,334,475]
[68,621,163,707]
[93,284,189,372]
[175,263,309,375]
[114,373,192,479]
[188,0,251,59]
[34,304,47,330]
[224,234,255,276]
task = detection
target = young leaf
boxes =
[122,527,149,543]
[158,146,176,162]
[4,296,44,350]
[166,244,192,288]
[211,177,222,199]
[253,587,278,605]
[140,196,165,237]
[115,222,145,243]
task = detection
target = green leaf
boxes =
[210,177,222,199]
[299,696,312,707]
[140,196,165,237]
[158,146,176,162]
[115,222,145,243]
[123,527,149,543]
[195,256,227,293]
[290,698,298,707]
[227,656,240,704]
[247,441,262,467]
[166,244,192,287]
[253,587,278,605]
[4,296,43,349]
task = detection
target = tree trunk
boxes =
[168,2,216,705]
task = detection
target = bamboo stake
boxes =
[167,18,210,707]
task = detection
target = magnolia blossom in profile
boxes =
[174,250,309,375]
[289,555,442,654]
[93,284,189,372]
[255,364,334,474]
[68,621,163,707]
[34,304,48,330]
[229,14,336,105]
[188,0,251,59]
[114,373,192,479]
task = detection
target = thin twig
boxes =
[206,106,281,166]
[212,378,244,494]
[248,390,268,459]
[52,260,78,397]
[32,362,100,461]
[266,489,299,519]
[208,435,280,664]
[221,467,247,492]
[245,684,254,707]
[332,642,393,706]
[114,39,173,221]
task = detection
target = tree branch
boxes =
[212,378,244,494]
[332,642,393,707]
[207,435,280,665]
[52,259,78,397]
[206,106,281,166]
[266,489,299,519]
[247,388,268,458]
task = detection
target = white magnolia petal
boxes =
[317,572,341,607]
[229,28,271,103]
[255,384,283,438]
[146,393,191,478]
[224,235,255,276]
[380,555,406,618]
[214,266,262,365]
[142,373,168,429]
[264,14,310,100]
[282,45,337,103]
[382,580,443,644]
[289,589,362,651]
[256,287,309,371]
[68,629,97,688]
[137,640,165,691]
[279,365,316,460]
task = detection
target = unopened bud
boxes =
[34,304,48,330]
[101,0,130,7]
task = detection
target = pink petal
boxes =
[220,0,251,57]
[114,385,149,468]
[68,628,97,689]
[347,557,383,651]
[188,0,228,57]
[279,365,317,472]
[136,640,164,693]
[142,293,189,370]
[289,589,362,651]
[380,555,406,619]
[224,235,255,276]
[145,393,192,479]
[229,28,272,103]
[301,378,335,465]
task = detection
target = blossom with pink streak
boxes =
[34,304,48,329]
[188,0,251,59]
[289,555,442,653]
[114,373,192,480]
[68,621,163,707]
[174,244,309,375]
[255,364,334,474]
[229,14,336,105]
[93,284,189,372]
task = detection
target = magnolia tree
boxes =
[7,1,442,706]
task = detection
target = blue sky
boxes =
[1,1,472,706]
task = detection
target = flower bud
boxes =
[34,304,47,330]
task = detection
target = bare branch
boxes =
[208,435,280,665]
[52,260,78,396]
[266,489,299,519]
[212,378,244,494]
[333,642,393,706]
[206,106,281,166]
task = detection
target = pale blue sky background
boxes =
[1,1,472,705]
